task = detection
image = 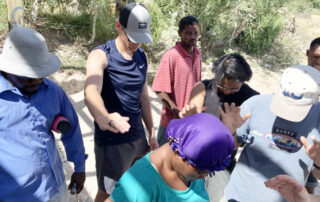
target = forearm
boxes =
[60,93,87,172]
[84,86,109,121]
[141,86,154,136]
[156,92,178,111]
[141,99,155,137]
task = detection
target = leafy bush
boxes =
[94,0,118,44]
[0,1,8,34]
[309,0,320,8]
[236,0,286,55]
[238,14,284,54]
[38,13,92,39]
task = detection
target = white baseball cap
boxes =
[0,27,61,78]
[119,2,152,44]
[270,65,320,122]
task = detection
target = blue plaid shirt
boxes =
[0,73,87,201]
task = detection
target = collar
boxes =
[0,72,16,94]
[175,42,200,58]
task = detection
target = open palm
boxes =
[265,175,310,202]
[218,102,250,134]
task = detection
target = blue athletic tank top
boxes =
[94,40,147,145]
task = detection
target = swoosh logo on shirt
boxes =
[139,64,144,69]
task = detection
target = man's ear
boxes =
[115,21,121,31]
[178,30,182,37]
[306,49,310,57]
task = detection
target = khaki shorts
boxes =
[95,136,149,194]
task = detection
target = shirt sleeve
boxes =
[151,51,173,94]
[58,86,87,172]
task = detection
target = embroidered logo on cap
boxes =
[282,90,303,100]
[138,22,147,29]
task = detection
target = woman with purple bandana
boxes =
[106,113,234,202]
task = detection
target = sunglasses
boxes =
[216,84,241,93]
[16,75,33,80]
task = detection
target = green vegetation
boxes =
[0,1,8,35]
[0,0,319,69]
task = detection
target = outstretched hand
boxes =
[179,104,197,118]
[300,136,320,166]
[96,112,130,134]
[179,104,207,118]
[218,102,250,134]
[265,175,310,202]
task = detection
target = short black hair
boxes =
[178,16,199,32]
[309,37,320,50]
[212,53,252,84]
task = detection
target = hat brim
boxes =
[0,53,61,78]
[270,88,312,122]
[125,29,153,44]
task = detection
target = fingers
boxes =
[300,136,309,150]
[224,102,230,112]
[67,182,73,190]
[77,183,84,194]
[69,172,86,194]
[147,137,159,152]
[179,104,197,118]
[243,112,251,122]
[109,117,130,134]
[150,143,158,150]
[96,113,130,134]
[202,106,208,112]
[265,175,291,190]
[301,135,320,164]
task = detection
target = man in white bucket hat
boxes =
[84,2,158,201]
[0,27,87,201]
[218,65,320,202]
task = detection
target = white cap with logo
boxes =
[270,65,320,122]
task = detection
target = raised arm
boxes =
[301,136,320,180]
[156,91,180,118]
[179,82,206,118]
[218,102,250,149]
[84,49,130,134]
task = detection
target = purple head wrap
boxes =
[165,113,234,172]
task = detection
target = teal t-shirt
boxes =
[111,153,209,202]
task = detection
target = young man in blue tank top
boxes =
[84,3,158,202]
